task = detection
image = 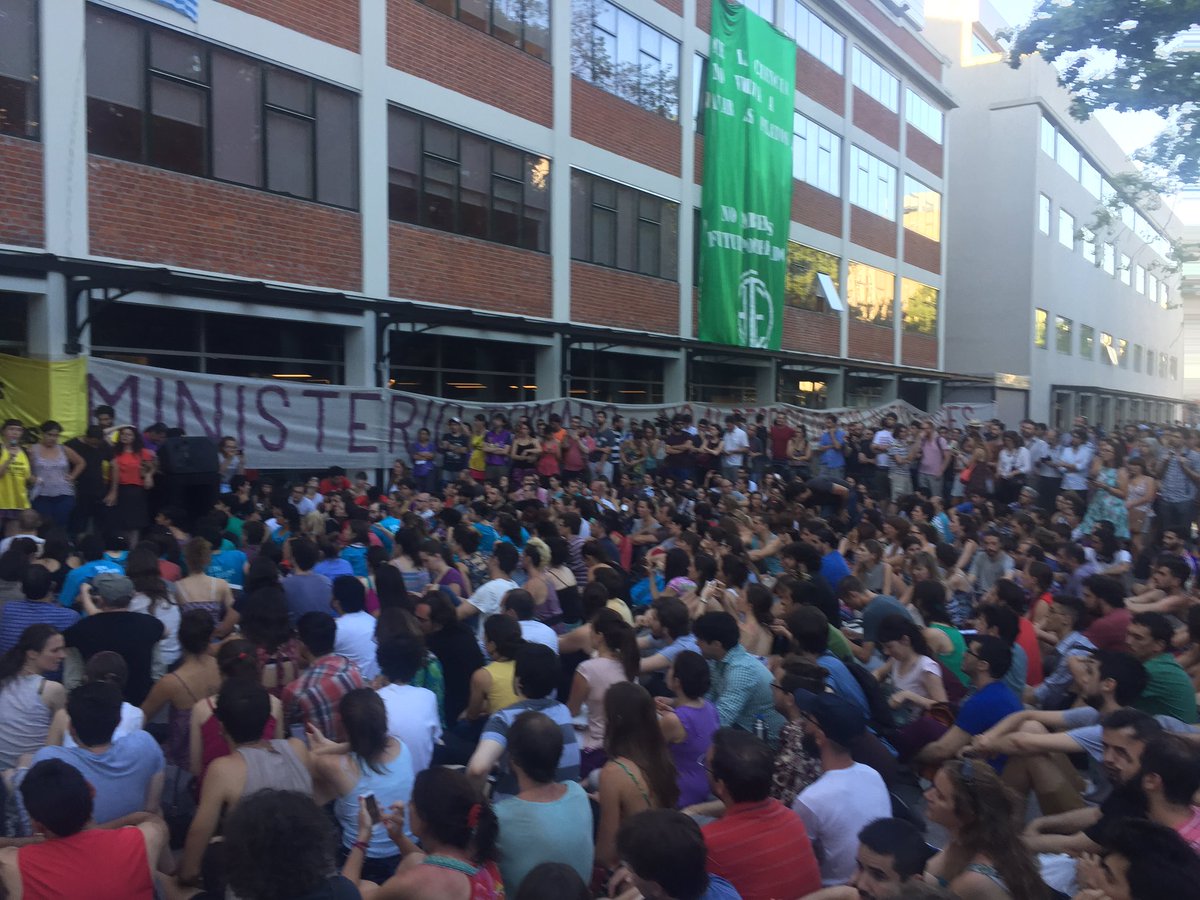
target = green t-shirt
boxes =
[1135,654,1198,724]
[826,624,854,662]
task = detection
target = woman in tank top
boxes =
[0,624,66,771]
[139,609,220,770]
[27,421,84,530]
[176,537,237,638]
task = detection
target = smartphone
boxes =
[363,793,381,825]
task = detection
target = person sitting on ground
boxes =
[568,607,638,776]
[333,574,379,681]
[455,541,520,640]
[873,614,947,721]
[976,604,1028,697]
[838,576,912,666]
[923,758,1048,899]
[280,536,333,625]
[791,692,892,887]
[493,710,594,893]
[0,759,167,900]
[502,588,558,654]
[281,611,365,741]
[609,808,742,900]
[798,817,932,900]
[375,634,442,776]
[693,610,784,742]
[0,624,66,770]
[657,649,722,810]
[701,727,822,899]
[1124,611,1198,723]
[1128,732,1200,851]
[1030,594,1096,710]
[463,613,525,722]
[1073,817,1200,900]
[138,608,220,769]
[638,594,699,675]
[466,643,580,799]
[68,574,164,706]
[1081,574,1133,653]
[30,680,164,827]
[50,651,145,748]
[0,565,78,654]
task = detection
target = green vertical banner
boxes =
[699,0,796,350]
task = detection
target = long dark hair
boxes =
[0,625,59,685]
[340,688,389,774]
[593,608,639,681]
[875,614,932,658]
[604,682,679,808]
[125,545,171,611]
[410,768,498,861]
[238,586,293,653]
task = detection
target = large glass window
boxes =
[571,349,664,403]
[388,107,549,252]
[417,0,549,59]
[1080,158,1102,198]
[1081,226,1096,264]
[1135,264,1146,293]
[903,176,940,242]
[1134,344,1143,372]
[689,361,757,404]
[738,0,775,19]
[782,1,844,73]
[1148,273,1158,302]
[1058,210,1074,250]
[849,146,896,220]
[0,0,38,139]
[793,113,840,196]
[1039,194,1051,234]
[901,278,937,335]
[1102,243,1115,275]
[1055,132,1080,180]
[1040,115,1055,156]
[390,333,538,402]
[571,0,680,120]
[1147,349,1155,376]
[85,5,358,208]
[1055,315,1072,354]
[904,89,942,143]
[851,48,898,112]
[1100,332,1116,365]
[786,243,840,312]
[1034,308,1048,348]
[1080,324,1094,359]
[847,261,894,325]
[1118,338,1128,368]
[571,170,678,280]
[1119,253,1131,285]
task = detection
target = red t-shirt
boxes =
[113,448,154,486]
[703,799,821,900]
[1016,617,1044,686]
[769,425,795,461]
[18,827,154,900]
[1085,607,1133,653]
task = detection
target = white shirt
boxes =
[64,702,144,749]
[793,762,891,885]
[872,429,895,467]
[518,619,559,655]
[998,447,1032,478]
[0,533,43,555]
[469,577,519,642]
[335,610,379,681]
[722,427,750,466]
[1059,444,1094,491]
[376,682,442,775]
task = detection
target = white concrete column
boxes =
[549,0,573,322]
[39,0,88,259]
[359,0,390,299]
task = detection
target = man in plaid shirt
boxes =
[282,611,364,741]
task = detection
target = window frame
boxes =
[0,0,40,141]
[571,169,679,281]
[904,88,943,144]
[1055,315,1072,355]
[1034,308,1048,349]
[849,145,896,221]
[1057,209,1075,251]
[850,48,898,112]
[902,175,940,243]
[793,112,841,197]
[783,1,845,73]
[416,0,550,60]
[571,0,680,120]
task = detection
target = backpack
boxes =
[845,659,899,740]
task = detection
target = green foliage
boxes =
[1007,1,1200,182]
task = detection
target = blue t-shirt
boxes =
[32,730,164,824]
[955,681,1023,770]
[703,875,743,899]
[819,651,870,718]
[59,559,126,608]
[0,601,80,654]
[282,572,334,625]
[474,523,499,555]
[207,549,247,588]
[314,558,355,582]
[656,633,701,664]
[481,698,580,798]
[818,430,846,469]
[340,544,369,578]
[494,780,595,892]
[820,551,851,591]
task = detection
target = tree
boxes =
[1007,1,1200,183]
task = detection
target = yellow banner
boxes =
[0,354,88,436]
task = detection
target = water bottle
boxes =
[753,714,767,741]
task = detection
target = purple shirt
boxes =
[671,701,721,808]
[485,430,512,466]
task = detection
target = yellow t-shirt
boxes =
[0,448,31,511]
[469,433,486,474]
[484,659,520,713]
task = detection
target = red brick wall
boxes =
[902,332,938,368]
[223,0,359,51]
[572,79,681,175]
[572,262,678,335]
[853,90,900,149]
[389,223,551,317]
[849,320,895,363]
[796,50,845,115]
[0,137,42,248]
[783,307,840,356]
[906,126,943,176]
[698,0,711,32]
[792,180,842,238]
[88,157,362,291]
[844,0,942,80]
[904,231,940,274]
[388,1,552,127]
[656,0,683,13]
[850,208,897,256]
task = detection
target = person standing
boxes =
[27,421,85,531]
[0,419,32,537]
[816,414,846,480]
[915,420,950,499]
[439,418,469,487]
[1155,426,1200,534]
[65,425,114,538]
[720,416,749,483]
[483,415,513,484]
[870,414,897,501]
[105,426,156,548]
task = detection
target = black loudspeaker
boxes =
[159,436,219,476]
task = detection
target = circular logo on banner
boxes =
[737,269,774,349]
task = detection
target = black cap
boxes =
[793,689,867,747]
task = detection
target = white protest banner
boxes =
[88,357,994,470]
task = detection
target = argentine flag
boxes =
[152,0,198,21]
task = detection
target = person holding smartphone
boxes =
[0,419,33,536]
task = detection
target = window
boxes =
[1079,325,1094,359]
[1055,315,1072,354]
[573,349,664,403]
[1055,132,1080,180]
[1081,226,1096,264]
[846,261,895,324]
[1171,356,1179,380]
[971,32,992,57]
[418,0,548,59]
[1119,253,1131,285]
[1148,273,1158,302]
[571,169,678,279]
[1058,210,1074,250]
[1098,333,1115,365]
[0,0,38,139]
[851,48,898,112]
[903,176,940,242]
[786,243,841,312]
[905,89,942,143]
[849,146,896,220]
[1135,264,1146,293]
[783,1,844,73]
[388,107,549,252]
[1102,243,1115,275]
[1147,350,1155,376]
[1159,352,1169,377]
[86,6,358,208]
[1035,308,1048,348]
[793,113,840,196]
[1080,159,1102,198]
[1039,194,1051,235]
[692,52,706,127]
[1040,115,1055,157]
[571,0,680,120]
[739,0,774,19]
[1118,338,1128,368]
[901,278,937,335]
[1134,344,1143,372]
[389,334,539,402]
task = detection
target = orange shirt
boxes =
[114,448,154,486]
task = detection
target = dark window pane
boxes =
[492,0,521,48]
[492,144,521,179]
[86,9,144,160]
[523,156,549,252]
[459,0,488,33]
[592,178,616,209]
[492,177,522,246]
[571,172,590,260]
[524,2,549,59]
[423,0,455,15]
[424,120,457,160]
[422,157,457,231]
[266,66,311,114]
[638,220,660,276]
[211,51,261,186]
[387,109,419,222]
[315,85,357,208]
[0,0,38,138]
[266,110,313,198]
[615,187,637,271]
[459,135,489,239]
[592,208,616,266]
[149,77,207,175]
[150,30,206,82]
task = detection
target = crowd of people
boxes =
[0,405,1199,899]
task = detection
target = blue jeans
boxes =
[32,494,74,529]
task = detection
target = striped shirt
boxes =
[0,601,80,654]
[480,698,580,799]
[703,799,821,900]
